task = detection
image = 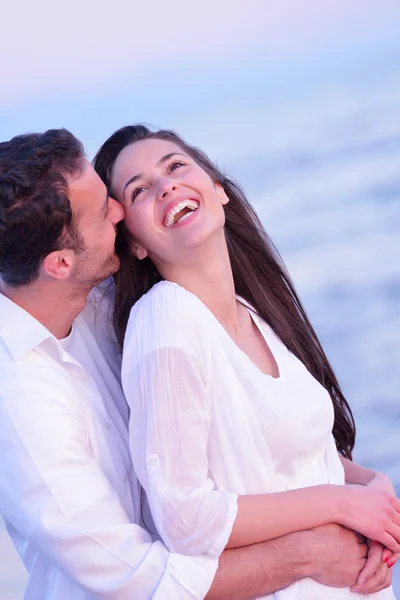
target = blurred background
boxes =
[1,0,399,597]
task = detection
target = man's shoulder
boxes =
[0,337,80,406]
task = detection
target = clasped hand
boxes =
[350,475,398,594]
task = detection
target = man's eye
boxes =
[169,160,186,173]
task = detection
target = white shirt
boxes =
[122,280,395,600]
[0,287,217,600]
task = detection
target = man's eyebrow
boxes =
[122,152,187,199]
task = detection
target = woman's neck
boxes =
[159,236,242,334]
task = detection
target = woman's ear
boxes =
[131,241,148,260]
[215,182,229,206]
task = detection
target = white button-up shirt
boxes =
[0,289,217,600]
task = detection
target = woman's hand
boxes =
[338,485,400,553]
[350,540,393,594]
[345,473,399,591]
[365,472,400,567]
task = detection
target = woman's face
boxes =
[110,138,228,268]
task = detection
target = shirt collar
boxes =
[0,293,55,361]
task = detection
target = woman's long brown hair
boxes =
[93,124,355,459]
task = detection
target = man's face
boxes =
[67,161,124,290]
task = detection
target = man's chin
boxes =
[109,253,121,273]
[92,254,120,287]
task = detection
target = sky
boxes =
[2,0,398,102]
[1,0,400,158]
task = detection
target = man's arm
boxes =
[0,384,217,600]
[207,524,368,600]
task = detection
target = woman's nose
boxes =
[157,180,177,200]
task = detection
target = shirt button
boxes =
[147,455,159,467]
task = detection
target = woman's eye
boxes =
[169,160,186,173]
[131,187,145,202]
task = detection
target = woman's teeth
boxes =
[164,199,199,227]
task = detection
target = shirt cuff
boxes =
[208,492,238,559]
[154,551,219,600]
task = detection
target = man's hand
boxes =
[207,524,368,600]
[306,524,368,588]
[350,540,392,594]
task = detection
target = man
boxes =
[0,128,378,599]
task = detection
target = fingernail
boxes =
[388,561,395,569]
[383,556,389,563]
[372,540,378,545]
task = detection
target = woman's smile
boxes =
[163,198,200,228]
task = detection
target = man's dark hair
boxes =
[0,128,85,287]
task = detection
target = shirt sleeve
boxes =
[122,285,238,559]
[0,379,217,600]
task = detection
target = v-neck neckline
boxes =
[161,282,283,381]
[228,298,282,381]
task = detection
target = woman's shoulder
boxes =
[125,281,213,355]
[133,280,207,319]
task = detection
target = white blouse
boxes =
[122,280,395,600]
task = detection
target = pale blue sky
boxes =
[1,0,400,159]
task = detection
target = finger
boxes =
[382,548,393,563]
[379,531,400,553]
[392,508,400,528]
[356,547,383,585]
[390,551,400,562]
[387,556,398,569]
[391,496,400,513]
[352,563,391,594]
[358,542,368,559]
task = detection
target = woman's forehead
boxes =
[111,138,185,196]
[117,138,184,173]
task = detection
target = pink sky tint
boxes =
[1,0,399,108]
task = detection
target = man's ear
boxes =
[132,241,148,261]
[215,182,229,206]
[42,249,76,280]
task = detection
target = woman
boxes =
[94,125,398,598]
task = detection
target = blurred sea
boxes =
[226,61,400,593]
[1,60,399,597]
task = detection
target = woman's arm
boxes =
[340,456,396,496]
[229,457,400,549]
[228,482,400,551]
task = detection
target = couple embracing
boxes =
[0,125,398,599]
